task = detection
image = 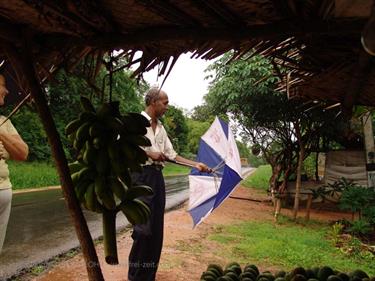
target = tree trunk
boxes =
[293,121,304,220]
[5,44,105,280]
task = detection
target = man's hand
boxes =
[147,151,166,162]
[195,162,212,173]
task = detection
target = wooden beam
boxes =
[3,43,105,281]
[342,50,373,118]
[139,0,201,26]
[80,19,365,49]
[193,0,246,26]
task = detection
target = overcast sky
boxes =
[141,53,215,112]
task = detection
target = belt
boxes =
[144,164,164,171]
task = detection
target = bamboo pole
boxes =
[4,44,104,281]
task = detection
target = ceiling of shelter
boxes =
[0,0,373,108]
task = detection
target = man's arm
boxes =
[174,155,211,173]
[0,133,28,161]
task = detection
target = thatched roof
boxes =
[0,0,374,108]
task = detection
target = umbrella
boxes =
[187,116,242,227]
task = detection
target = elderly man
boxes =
[128,87,210,281]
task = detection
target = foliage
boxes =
[204,51,347,192]
[236,140,251,161]
[209,220,375,274]
[8,160,59,189]
[3,106,51,161]
[329,222,344,246]
[248,153,267,167]
[162,105,189,154]
[242,165,271,190]
[186,118,211,154]
[347,220,372,236]
[163,162,190,176]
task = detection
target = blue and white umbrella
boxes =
[188,117,242,227]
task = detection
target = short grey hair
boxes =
[145,87,164,106]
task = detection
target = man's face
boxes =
[154,92,169,118]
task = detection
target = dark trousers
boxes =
[128,166,166,281]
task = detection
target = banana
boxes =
[109,177,127,201]
[118,169,132,189]
[105,116,124,132]
[75,121,92,144]
[84,183,96,212]
[95,176,116,210]
[122,135,151,147]
[65,118,82,135]
[80,96,96,113]
[133,199,151,222]
[119,201,146,225]
[127,112,150,127]
[75,179,91,202]
[124,185,153,201]
[89,122,105,138]
[96,147,110,175]
[68,161,85,174]
[83,141,97,165]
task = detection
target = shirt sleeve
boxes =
[0,116,19,135]
[162,127,177,160]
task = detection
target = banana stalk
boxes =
[102,209,118,265]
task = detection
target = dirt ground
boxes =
[29,186,351,281]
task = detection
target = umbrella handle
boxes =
[166,158,213,173]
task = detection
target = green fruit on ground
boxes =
[245,268,259,279]
[207,267,223,278]
[349,270,369,280]
[318,266,334,281]
[291,274,307,281]
[292,267,307,278]
[225,271,240,281]
[244,265,259,276]
[307,279,319,281]
[257,273,275,281]
[275,278,286,281]
[305,269,316,280]
[337,273,349,281]
[201,271,217,280]
[241,272,257,280]
[326,275,343,281]
[275,271,287,278]
[207,264,224,276]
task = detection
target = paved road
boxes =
[0,176,189,280]
[0,168,254,280]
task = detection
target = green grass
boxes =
[163,162,191,177]
[242,165,271,190]
[8,161,59,190]
[210,218,375,275]
[8,161,190,190]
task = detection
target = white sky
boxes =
[141,53,214,111]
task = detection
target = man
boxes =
[128,87,210,281]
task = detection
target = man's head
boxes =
[145,87,169,118]
[0,74,8,106]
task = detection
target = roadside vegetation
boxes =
[209,216,375,275]
[9,161,190,190]
[242,165,271,191]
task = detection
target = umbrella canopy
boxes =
[188,117,242,227]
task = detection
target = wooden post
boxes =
[362,112,375,188]
[274,198,281,222]
[305,194,313,221]
[4,44,104,280]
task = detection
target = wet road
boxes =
[0,176,189,280]
[0,168,254,280]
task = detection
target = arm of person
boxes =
[174,155,211,173]
[0,132,28,161]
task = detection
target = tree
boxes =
[186,118,211,155]
[162,105,189,154]
[205,52,345,218]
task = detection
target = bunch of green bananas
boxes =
[65,96,154,264]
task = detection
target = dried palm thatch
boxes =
[0,0,373,108]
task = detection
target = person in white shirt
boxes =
[128,87,210,281]
[0,74,29,253]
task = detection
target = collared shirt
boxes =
[141,111,177,166]
[0,116,18,190]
